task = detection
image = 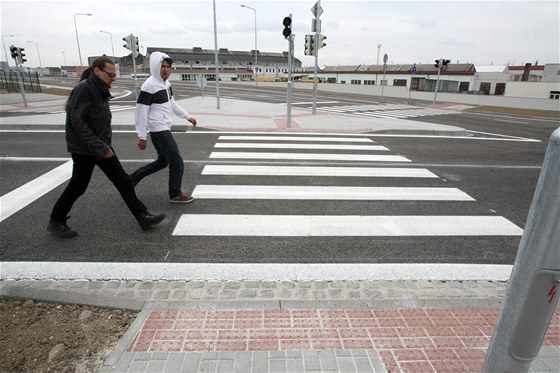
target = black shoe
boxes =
[47,217,78,238]
[138,212,166,231]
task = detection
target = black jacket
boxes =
[65,73,112,158]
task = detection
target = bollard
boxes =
[483,127,560,372]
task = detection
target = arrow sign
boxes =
[311,2,323,17]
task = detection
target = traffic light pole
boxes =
[9,50,28,107]
[286,18,293,129]
[432,57,442,106]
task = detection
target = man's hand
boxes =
[188,117,197,127]
[137,139,147,150]
[103,149,115,158]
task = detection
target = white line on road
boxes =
[0,161,72,222]
[218,136,374,143]
[214,143,390,151]
[192,185,475,201]
[201,165,438,177]
[172,215,523,236]
[209,152,411,162]
[0,262,515,281]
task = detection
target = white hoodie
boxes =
[135,51,191,140]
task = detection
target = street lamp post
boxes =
[99,30,115,62]
[62,51,67,66]
[27,40,43,69]
[241,4,258,87]
[74,13,92,70]
[2,34,15,67]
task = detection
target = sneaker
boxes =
[138,212,166,231]
[47,218,78,238]
[169,193,194,204]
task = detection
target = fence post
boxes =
[483,127,560,372]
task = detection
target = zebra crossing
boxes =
[172,133,523,237]
[317,103,460,119]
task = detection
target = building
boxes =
[306,63,476,93]
[131,47,302,82]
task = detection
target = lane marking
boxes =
[192,185,475,201]
[173,215,523,236]
[202,165,438,177]
[214,143,389,151]
[218,136,374,143]
[209,152,411,162]
[0,262,515,281]
[0,161,72,222]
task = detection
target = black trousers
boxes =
[50,152,147,222]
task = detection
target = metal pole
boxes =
[100,30,115,62]
[10,52,28,107]
[432,57,442,106]
[27,40,42,69]
[286,14,293,129]
[74,13,92,71]
[376,44,381,65]
[312,0,322,115]
[241,5,258,88]
[2,34,15,67]
[212,0,220,110]
[483,127,560,373]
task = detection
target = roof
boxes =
[320,63,476,74]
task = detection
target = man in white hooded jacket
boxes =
[131,51,197,203]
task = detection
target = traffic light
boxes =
[435,59,451,69]
[282,16,292,39]
[316,34,327,50]
[304,34,314,56]
[133,36,140,58]
[123,35,133,51]
[9,45,18,59]
[16,47,26,64]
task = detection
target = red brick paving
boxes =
[127,307,560,372]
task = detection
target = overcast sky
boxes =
[1,0,558,68]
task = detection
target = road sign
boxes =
[311,1,323,17]
[383,53,388,64]
[411,64,417,74]
[196,75,208,88]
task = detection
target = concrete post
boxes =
[483,127,560,372]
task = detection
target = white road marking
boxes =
[192,185,475,201]
[0,261,515,282]
[0,161,72,222]
[214,143,389,151]
[218,136,374,143]
[172,215,523,236]
[209,152,411,162]
[202,165,438,178]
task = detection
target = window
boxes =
[351,80,361,85]
[550,91,560,99]
[393,79,407,86]
[364,80,375,85]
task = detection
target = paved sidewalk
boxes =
[1,279,558,372]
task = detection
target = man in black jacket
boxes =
[48,56,166,238]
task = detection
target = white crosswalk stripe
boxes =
[175,133,522,238]
[192,185,475,201]
[173,215,522,236]
[318,104,459,119]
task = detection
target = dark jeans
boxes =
[50,152,147,222]
[130,130,184,198]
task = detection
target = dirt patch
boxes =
[0,299,136,372]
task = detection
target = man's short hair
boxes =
[163,57,173,65]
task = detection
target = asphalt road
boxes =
[1,81,558,270]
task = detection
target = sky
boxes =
[1,0,559,69]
